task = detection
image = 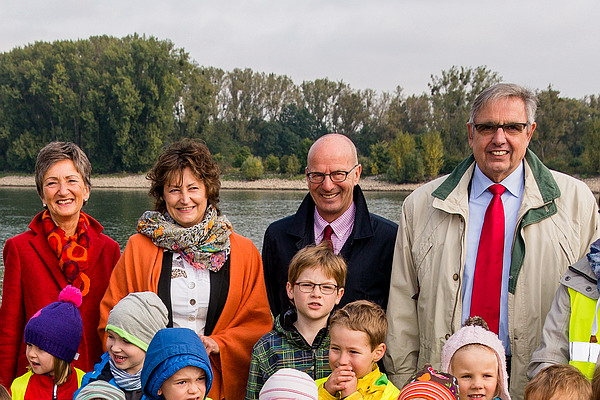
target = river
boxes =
[0,187,408,272]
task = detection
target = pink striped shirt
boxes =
[313,202,356,254]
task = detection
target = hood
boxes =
[141,328,213,399]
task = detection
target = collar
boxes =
[433,149,559,203]
[471,162,524,200]
[356,365,387,392]
[314,202,356,238]
[288,185,374,240]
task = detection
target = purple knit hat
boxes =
[440,322,511,400]
[24,285,83,362]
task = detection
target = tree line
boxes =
[2,35,600,182]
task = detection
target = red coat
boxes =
[0,212,121,387]
[99,232,273,400]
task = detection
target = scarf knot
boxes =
[137,205,232,272]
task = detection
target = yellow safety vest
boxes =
[568,288,600,379]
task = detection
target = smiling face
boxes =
[26,343,55,376]
[158,366,207,400]
[450,345,499,400]
[163,167,208,228]
[286,266,344,326]
[306,135,361,223]
[106,330,146,375]
[40,159,90,230]
[328,325,385,379]
[467,97,535,183]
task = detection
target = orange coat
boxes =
[99,232,272,400]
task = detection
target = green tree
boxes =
[281,154,301,175]
[368,141,391,176]
[581,118,600,174]
[420,131,444,178]
[429,66,501,160]
[387,131,424,183]
[264,154,280,172]
[241,155,264,180]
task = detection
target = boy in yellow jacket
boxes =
[316,300,399,399]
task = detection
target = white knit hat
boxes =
[259,368,318,400]
[440,324,511,400]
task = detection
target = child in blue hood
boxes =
[142,328,213,400]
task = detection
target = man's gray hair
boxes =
[469,83,538,124]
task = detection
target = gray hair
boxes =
[35,142,92,197]
[469,83,538,124]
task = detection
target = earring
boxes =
[42,203,47,208]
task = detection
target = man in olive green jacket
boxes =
[384,83,599,400]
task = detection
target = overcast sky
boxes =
[1,0,599,99]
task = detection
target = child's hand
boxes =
[323,365,357,397]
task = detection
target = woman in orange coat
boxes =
[99,139,272,400]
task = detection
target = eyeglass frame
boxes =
[294,281,340,295]
[305,164,360,184]
[471,122,530,135]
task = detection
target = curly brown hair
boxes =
[147,139,221,214]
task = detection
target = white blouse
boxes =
[170,252,211,335]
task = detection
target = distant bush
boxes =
[265,154,280,172]
[241,155,264,180]
[281,154,301,175]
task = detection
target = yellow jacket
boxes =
[315,366,400,400]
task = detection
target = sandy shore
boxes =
[2,174,600,193]
[0,174,422,192]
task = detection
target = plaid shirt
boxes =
[245,308,331,399]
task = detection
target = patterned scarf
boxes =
[42,210,91,296]
[137,205,232,272]
[587,238,600,293]
[586,238,600,340]
[109,357,142,391]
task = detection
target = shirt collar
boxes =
[314,202,356,237]
[472,161,524,199]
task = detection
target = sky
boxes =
[1,0,599,99]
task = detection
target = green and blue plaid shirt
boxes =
[245,308,332,399]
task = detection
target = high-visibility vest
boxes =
[568,288,600,379]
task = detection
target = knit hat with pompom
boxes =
[24,285,83,362]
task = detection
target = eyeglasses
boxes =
[306,164,359,184]
[473,123,529,135]
[294,282,339,295]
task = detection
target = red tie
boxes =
[322,225,333,249]
[470,184,506,334]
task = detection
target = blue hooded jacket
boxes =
[141,328,213,400]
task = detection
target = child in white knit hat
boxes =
[75,292,168,400]
[440,317,510,400]
[259,368,317,400]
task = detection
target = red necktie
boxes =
[322,225,333,249]
[470,184,506,334]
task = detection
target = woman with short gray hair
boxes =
[0,141,121,387]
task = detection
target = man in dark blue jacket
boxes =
[262,133,398,317]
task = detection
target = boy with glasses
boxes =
[246,242,347,399]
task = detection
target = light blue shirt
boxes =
[462,163,524,355]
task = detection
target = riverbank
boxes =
[0,174,422,192]
[2,173,600,193]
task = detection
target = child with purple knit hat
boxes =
[10,286,85,400]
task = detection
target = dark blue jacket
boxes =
[262,185,398,317]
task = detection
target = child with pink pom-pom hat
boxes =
[10,285,86,400]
